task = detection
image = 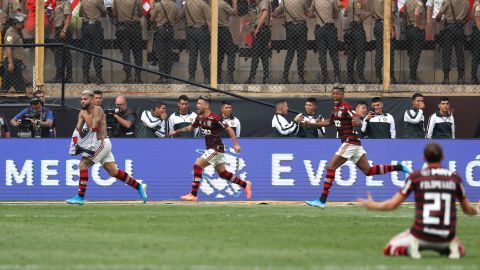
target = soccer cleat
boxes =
[138,183,148,204]
[65,195,85,205]
[401,162,413,175]
[180,193,198,202]
[448,239,461,259]
[305,199,327,209]
[409,238,422,259]
[244,181,252,200]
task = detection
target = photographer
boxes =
[136,102,168,138]
[10,97,54,138]
[105,95,136,137]
[0,113,11,138]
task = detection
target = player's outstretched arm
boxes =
[459,197,480,216]
[357,192,405,211]
[226,126,241,153]
[169,125,194,137]
[307,118,331,128]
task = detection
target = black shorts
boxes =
[238,0,249,16]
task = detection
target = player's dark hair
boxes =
[155,101,165,108]
[332,84,345,92]
[93,90,103,95]
[198,95,211,104]
[371,97,382,103]
[33,89,45,96]
[412,93,423,100]
[221,100,232,106]
[306,97,317,104]
[424,142,443,163]
[439,97,449,103]
[355,101,368,107]
[178,95,189,102]
[276,100,287,105]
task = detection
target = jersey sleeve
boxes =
[191,116,200,128]
[454,174,466,200]
[399,177,414,197]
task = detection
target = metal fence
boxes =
[2,0,480,92]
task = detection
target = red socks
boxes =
[219,171,247,188]
[319,169,335,203]
[115,170,140,190]
[78,169,89,197]
[191,165,203,196]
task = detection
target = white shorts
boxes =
[84,138,115,165]
[335,143,366,164]
[201,149,225,166]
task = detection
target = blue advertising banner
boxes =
[0,139,479,201]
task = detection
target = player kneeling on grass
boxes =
[358,142,480,259]
[66,91,148,205]
[170,96,252,201]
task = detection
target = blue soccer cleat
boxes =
[138,183,148,203]
[401,162,413,175]
[65,195,85,205]
[305,199,327,209]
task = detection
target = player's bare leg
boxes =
[181,158,210,202]
[103,162,148,203]
[355,154,413,176]
[215,163,252,200]
[66,157,93,205]
[305,155,347,208]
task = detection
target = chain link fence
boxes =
[1,0,480,95]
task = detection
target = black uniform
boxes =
[405,0,426,83]
[246,0,271,84]
[471,2,480,84]
[218,0,236,83]
[344,0,368,83]
[52,0,73,82]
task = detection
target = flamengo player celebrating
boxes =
[66,91,148,205]
[305,86,412,208]
[170,96,252,201]
[358,143,479,259]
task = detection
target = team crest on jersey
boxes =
[382,117,388,122]
[355,2,361,9]
[417,1,423,7]
[476,5,480,11]
[337,111,343,117]
[195,148,247,199]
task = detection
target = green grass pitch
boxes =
[0,203,478,270]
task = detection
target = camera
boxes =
[104,105,120,137]
[18,109,42,138]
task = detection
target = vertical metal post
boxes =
[210,0,219,87]
[61,44,66,106]
[383,0,391,91]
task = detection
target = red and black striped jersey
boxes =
[330,102,361,145]
[192,112,228,152]
[399,166,466,243]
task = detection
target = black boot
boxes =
[281,72,290,84]
[442,72,449,85]
[123,73,132,84]
[227,72,235,84]
[134,74,143,84]
[245,73,256,84]
[473,76,479,84]
[458,70,464,85]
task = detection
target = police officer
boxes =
[0,0,20,37]
[309,0,340,84]
[113,0,144,83]
[2,13,26,93]
[273,0,308,84]
[435,0,468,85]
[471,0,480,84]
[80,0,106,84]
[181,0,211,84]
[371,0,396,84]
[245,0,271,84]
[217,0,237,84]
[51,0,73,83]
[405,0,426,84]
[344,0,369,84]
[150,0,178,84]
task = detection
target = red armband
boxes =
[91,127,99,132]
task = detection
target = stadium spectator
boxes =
[168,95,198,137]
[136,102,168,138]
[354,100,367,138]
[472,0,480,84]
[113,0,144,83]
[10,97,54,138]
[405,0,426,84]
[309,0,341,83]
[51,0,73,83]
[217,0,237,84]
[404,93,425,138]
[372,0,397,84]
[474,119,480,138]
[112,95,137,137]
[245,0,271,84]
[344,0,369,84]
[150,0,178,84]
[298,97,325,138]
[427,97,455,139]
[2,13,27,93]
[435,0,468,85]
[93,90,103,107]
[0,113,11,138]
[361,97,396,139]
[273,0,308,84]
[80,0,106,84]
[220,101,241,137]
[358,142,479,259]
[179,0,211,84]
[272,100,303,137]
